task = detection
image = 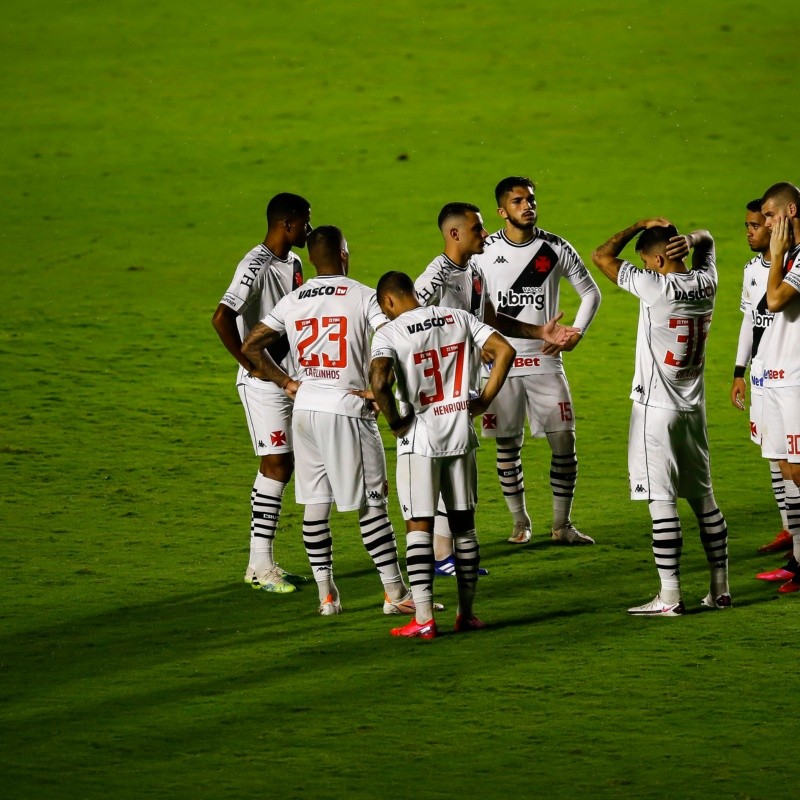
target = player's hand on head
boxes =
[665,235,690,261]
[642,217,672,229]
[771,216,791,260]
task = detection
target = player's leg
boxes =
[783,461,800,592]
[627,404,684,616]
[391,453,438,638]
[753,384,792,552]
[482,376,531,542]
[302,502,339,614]
[757,388,800,588]
[687,493,730,607]
[238,381,298,592]
[433,496,456,574]
[442,453,484,631]
[293,410,339,612]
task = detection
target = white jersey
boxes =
[475,228,600,376]
[739,254,774,363]
[219,244,304,384]
[371,306,493,457]
[759,245,800,389]
[414,254,487,320]
[264,275,387,418]
[617,253,717,411]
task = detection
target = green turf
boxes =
[2,1,798,798]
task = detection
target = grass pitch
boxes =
[1,1,798,798]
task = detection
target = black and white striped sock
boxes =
[771,461,788,529]
[649,500,682,603]
[359,506,403,598]
[689,493,729,596]
[550,451,578,530]
[406,530,434,622]
[453,529,480,618]
[250,473,286,571]
[303,503,334,602]
[496,435,529,524]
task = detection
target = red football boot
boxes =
[390,618,437,639]
[454,614,487,632]
[758,529,792,554]
[756,557,797,582]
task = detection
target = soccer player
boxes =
[730,200,790,553]
[369,271,516,639]
[591,219,730,615]
[211,192,311,593]
[754,182,800,594]
[414,201,578,574]
[241,226,412,615]
[475,177,601,545]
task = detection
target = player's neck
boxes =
[504,223,535,245]
[262,233,291,260]
[443,246,470,268]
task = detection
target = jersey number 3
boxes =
[665,315,711,368]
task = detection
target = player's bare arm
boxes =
[592,218,672,282]
[469,333,515,418]
[730,377,747,410]
[240,321,294,391]
[483,297,577,353]
[212,303,255,373]
[766,216,798,312]
[665,230,713,267]
[369,357,414,437]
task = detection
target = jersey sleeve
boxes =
[617,260,664,305]
[464,310,494,349]
[784,268,800,294]
[370,327,396,361]
[262,296,287,333]
[365,291,390,333]
[414,259,448,306]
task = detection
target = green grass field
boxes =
[2,1,799,798]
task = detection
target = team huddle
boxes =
[212,178,800,638]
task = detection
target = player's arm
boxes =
[558,269,601,352]
[483,297,577,349]
[591,218,672,283]
[731,311,753,410]
[241,321,298,397]
[767,216,798,312]
[469,332,516,418]
[369,357,413,437]
[212,303,255,373]
[664,230,714,269]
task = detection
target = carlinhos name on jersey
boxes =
[406,314,455,334]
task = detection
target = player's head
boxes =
[760,182,800,230]
[266,192,312,247]
[437,202,488,257]
[634,224,680,271]
[307,225,349,276]
[375,270,419,319]
[495,177,537,230]
[745,198,770,254]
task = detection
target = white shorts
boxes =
[292,410,388,511]
[761,386,800,463]
[396,452,477,520]
[749,383,762,446]
[628,403,712,501]
[238,379,293,456]
[481,372,574,439]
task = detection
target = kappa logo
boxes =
[367,490,382,500]
[634,484,646,493]
[400,437,410,446]
[258,439,266,448]
[494,255,508,264]
[270,430,287,447]
[751,278,757,287]
[402,504,409,512]
[634,385,644,395]
[482,413,497,430]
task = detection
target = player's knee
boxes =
[547,429,576,455]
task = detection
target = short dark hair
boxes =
[495,176,536,206]
[307,225,343,267]
[761,182,800,208]
[266,192,311,225]
[635,224,679,255]
[376,270,415,305]
[746,199,763,214]
[437,202,480,230]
